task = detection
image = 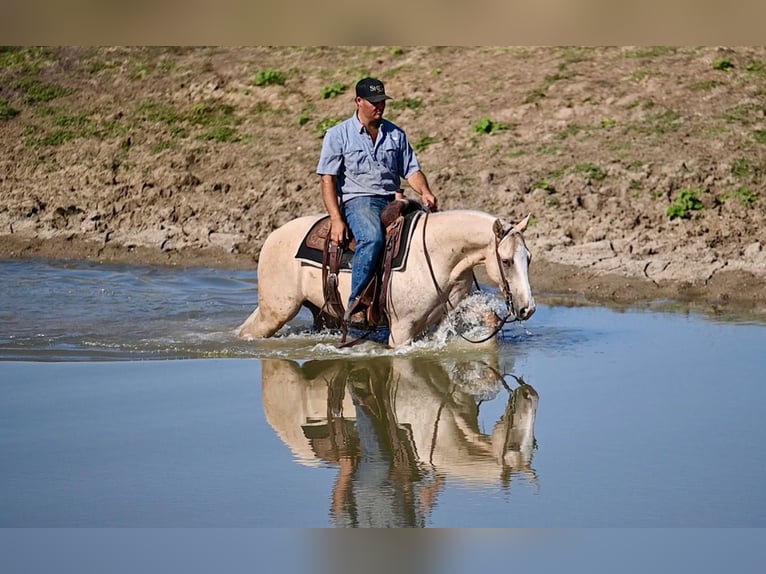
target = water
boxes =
[1,259,765,527]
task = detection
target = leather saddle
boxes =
[314,198,424,331]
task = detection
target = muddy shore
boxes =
[2,47,765,319]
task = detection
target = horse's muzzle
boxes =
[516,304,536,321]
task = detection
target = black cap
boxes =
[355,77,392,103]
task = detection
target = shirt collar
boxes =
[353,112,384,135]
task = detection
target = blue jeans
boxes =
[343,195,391,310]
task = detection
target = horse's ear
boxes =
[493,219,509,240]
[511,213,531,234]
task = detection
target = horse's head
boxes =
[488,214,536,322]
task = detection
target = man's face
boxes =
[356,96,386,123]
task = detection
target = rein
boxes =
[421,211,518,345]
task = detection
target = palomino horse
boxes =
[237,210,535,347]
[260,356,539,501]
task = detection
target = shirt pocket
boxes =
[345,147,372,175]
[377,141,401,175]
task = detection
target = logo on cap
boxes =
[356,77,392,103]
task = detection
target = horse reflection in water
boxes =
[261,355,539,528]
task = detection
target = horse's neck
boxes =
[425,211,495,275]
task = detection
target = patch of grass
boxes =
[744,60,766,78]
[129,59,152,79]
[413,135,437,153]
[723,187,759,206]
[557,122,583,139]
[87,58,121,74]
[667,187,704,219]
[317,117,342,138]
[533,180,557,193]
[557,46,591,65]
[573,163,607,181]
[321,82,348,99]
[754,130,766,144]
[23,107,129,146]
[522,72,567,104]
[0,46,51,74]
[137,99,242,142]
[712,58,734,71]
[190,102,240,142]
[473,117,511,135]
[136,100,184,125]
[599,118,617,129]
[624,46,676,59]
[732,158,753,178]
[0,99,20,120]
[202,125,238,142]
[716,104,760,124]
[253,69,286,86]
[298,113,311,126]
[15,77,72,104]
[150,140,177,154]
[691,79,723,91]
[190,102,235,125]
[646,109,681,135]
[389,97,422,111]
[632,69,650,82]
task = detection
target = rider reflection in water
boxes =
[317,77,438,326]
[304,360,443,528]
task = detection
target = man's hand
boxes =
[421,190,438,212]
[329,216,348,245]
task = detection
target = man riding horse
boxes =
[317,77,438,327]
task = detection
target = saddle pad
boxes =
[295,210,423,272]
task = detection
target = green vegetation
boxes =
[190,102,241,142]
[522,72,567,104]
[321,82,348,99]
[624,46,676,59]
[723,187,759,206]
[691,80,723,91]
[712,58,734,71]
[23,110,128,147]
[533,180,557,193]
[0,99,20,120]
[0,46,51,74]
[317,117,341,138]
[413,135,437,153]
[558,122,583,139]
[389,98,422,111]
[667,187,704,219]
[754,130,766,144]
[716,104,760,124]
[15,77,72,104]
[645,109,681,135]
[744,60,766,78]
[573,163,607,181]
[732,158,753,178]
[253,69,286,87]
[134,99,243,143]
[473,117,511,135]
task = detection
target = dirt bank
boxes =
[2,47,765,319]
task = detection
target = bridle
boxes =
[422,211,521,345]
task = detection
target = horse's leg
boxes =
[237,301,300,339]
[387,319,419,348]
[237,275,304,339]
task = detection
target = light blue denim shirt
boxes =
[316,113,421,204]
